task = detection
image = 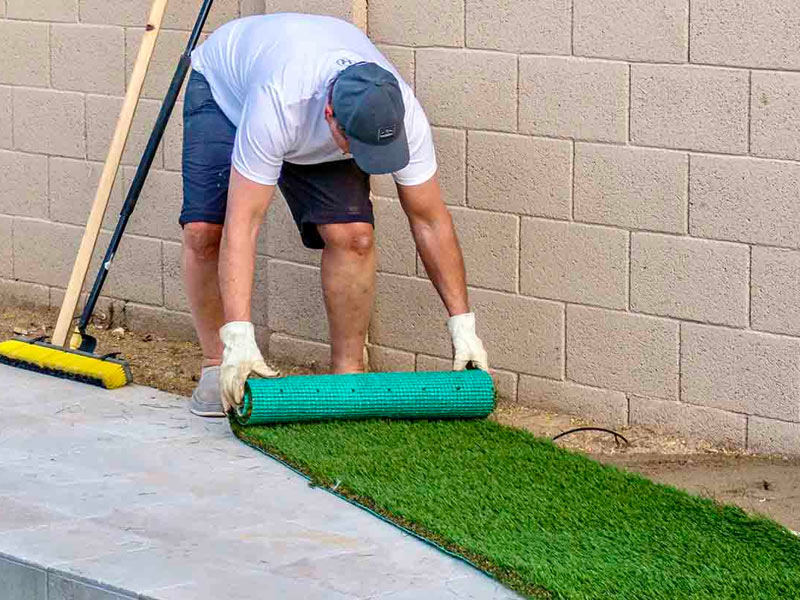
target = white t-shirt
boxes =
[191,13,437,187]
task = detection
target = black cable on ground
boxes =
[552,427,630,447]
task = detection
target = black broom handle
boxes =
[79,0,215,333]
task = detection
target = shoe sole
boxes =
[190,406,226,418]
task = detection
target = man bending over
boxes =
[182,13,488,416]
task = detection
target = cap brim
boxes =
[348,127,410,175]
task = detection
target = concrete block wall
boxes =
[1,0,799,455]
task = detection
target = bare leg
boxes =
[182,222,225,368]
[317,222,375,374]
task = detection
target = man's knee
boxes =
[320,222,374,256]
[183,222,223,261]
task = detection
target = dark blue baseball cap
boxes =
[332,62,409,175]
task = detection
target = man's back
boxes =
[190,13,431,185]
[192,13,398,128]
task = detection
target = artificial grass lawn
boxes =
[231,418,800,599]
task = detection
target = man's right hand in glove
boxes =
[219,321,278,413]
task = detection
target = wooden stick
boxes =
[52,0,169,347]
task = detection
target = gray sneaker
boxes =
[190,365,225,418]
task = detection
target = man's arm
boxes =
[396,173,469,316]
[397,173,488,371]
[217,166,279,411]
[219,166,275,322]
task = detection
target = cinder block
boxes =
[520,219,628,309]
[519,57,628,142]
[0,279,50,307]
[567,305,679,398]
[368,345,415,372]
[123,303,196,341]
[371,273,452,357]
[432,127,466,206]
[752,247,800,337]
[469,288,563,377]
[370,174,397,200]
[265,0,359,23]
[51,24,125,95]
[92,231,163,305]
[417,49,517,131]
[631,233,749,326]
[416,353,517,401]
[162,101,183,172]
[0,21,50,86]
[0,150,48,218]
[125,29,195,100]
[0,87,11,149]
[749,417,800,456]
[374,128,465,204]
[518,376,628,427]
[121,167,182,241]
[7,0,77,21]
[690,0,800,70]
[80,0,238,29]
[17,221,163,305]
[13,218,81,287]
[48,288,122,325]
[467,132,571,218]
[369,0,463,46]
[87,95,163,167]
[251,256,270,327]
[374,274,563,377]
[629,396,746,447]
[574,143,687,233]
[373,197,416,276]
[78,0,150,25]
[682,323,800,421]
[241,0,265,17]
[751,71,800,161]
[630,64,748,153]
[0,216,12,278]
[265,197,321,266]
[574,0,688,62]
[438,207,518,292]
[466,0,570,54]
[269,333,330,371]
[267,260,328,342]
[49,157,124,228]
[689,155,800,248]
[14,88,85,159]
[376,45,415,89]
[163,241,188,313]
[162,0,239,30]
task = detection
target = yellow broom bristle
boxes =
[0,339,129,389]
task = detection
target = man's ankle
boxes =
[330,363,365,375]
[201,358,222,370]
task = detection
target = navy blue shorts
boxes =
[180,70,373,249]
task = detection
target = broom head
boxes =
[0,337,131,389]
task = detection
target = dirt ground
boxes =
[2,305,799,532]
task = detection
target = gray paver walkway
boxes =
[0,364,522,599]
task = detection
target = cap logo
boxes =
[378,125,396,140]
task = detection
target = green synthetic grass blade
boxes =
[231,418,800,600]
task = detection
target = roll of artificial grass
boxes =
[233,370,495,426]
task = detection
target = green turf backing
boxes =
[231,418,800,600]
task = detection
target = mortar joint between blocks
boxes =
[747,70,752,155]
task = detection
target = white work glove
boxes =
[447,312,489,371]
[219,321,279,413]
